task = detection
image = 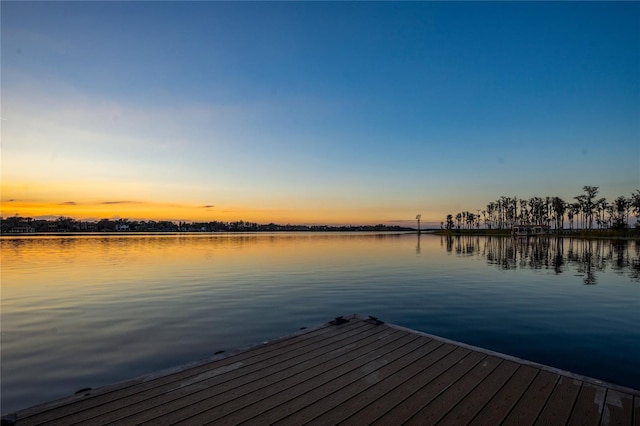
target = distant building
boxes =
[9,226,35,233]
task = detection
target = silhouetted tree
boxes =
[631,190,640,228]
[446,214,454,230]
[613,196,630,229]
[551,197,566,230]
[581,186,599,230]
[595,198,607,229]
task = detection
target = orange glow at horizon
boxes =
[1,182,444,226]
[0,198,445,227]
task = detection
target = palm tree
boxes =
[595,198,607,229]
[519,199,529,224]
[630,190,640,227]
[606,204,615,228]
[499,196,509,229]
[446,214,454,230]
[528,197,544,225]
[573,195,586,229]
[544,197,552,227]
[613,196,630,229]
[581,186,599,230]
[486,202,495,229]
[568,202,581,230]
[551,197,566,230]
[511,197,518,227]
[466,212,475,229]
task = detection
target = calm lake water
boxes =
[1,232,639,414]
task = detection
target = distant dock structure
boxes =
[512,224,550,237]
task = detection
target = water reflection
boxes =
[2,233,639,413]
[442,235,640,284]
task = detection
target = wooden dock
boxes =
[3,314,639,425]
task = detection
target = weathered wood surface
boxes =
[3,314,639,425]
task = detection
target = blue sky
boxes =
[2,2,638,225]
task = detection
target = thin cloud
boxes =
[100,201,138,205]
[60,201,77,205]
[202,205,215,208]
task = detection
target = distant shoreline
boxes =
[0,230,416,237]
[0,217,416,234]
[2,229,639,240]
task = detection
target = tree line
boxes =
[0,216,413,234]
[443,187,640,231]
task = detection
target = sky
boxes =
[1,2,639,227]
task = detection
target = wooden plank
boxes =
[307,341,456,425]
[468,365,539,425]
[241,335,433,426]
[437,359,519,425]
[373,351,487,425]
[200,332,425,426]
[15,319,368,426]
[402,355,503,425]
[502,370,559,426]
[600,389,634,426]
[278,338,445,425]
[567,382,607,426]
[84,324,400,425]
[535,376,583,426]
[340,346,471,425]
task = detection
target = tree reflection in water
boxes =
[442,235,640,284]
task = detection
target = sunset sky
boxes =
[2,2,638,226]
